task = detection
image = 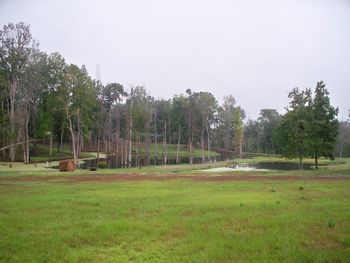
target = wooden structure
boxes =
[59,160,75,172]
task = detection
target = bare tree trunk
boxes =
[9,77,17,163]
[115,135,119,168]
[96,129,101,168]
[9,125,21,163]
[66,108,77,166]
[176,124,182,164]
[257,125,260,154]
[163,121,167,165]
[135,134,139,167]
[120,140,124,168]
[32,110,38,154]
[49,131,53,158]
[21,129,27,164]
[138,134,141,168]
[154,110,158,165]
[115,107,120,168]
[239,137,243,158]
[206,122,210,161]
[128,88,133,168]
[124,140,128,168]
[76,108,81,158]
[23,110,30,164]
[201,120,205,163]
[60,127,64,153]
[146,136,150,166]
[168,118,171,144]
[188,118,193,165]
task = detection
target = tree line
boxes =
[0,22,346,168]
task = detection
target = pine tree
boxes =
[308,81,339,169]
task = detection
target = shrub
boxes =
[328,219,336,228]
[98,161,107,169]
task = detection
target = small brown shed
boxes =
[59,160,75,172]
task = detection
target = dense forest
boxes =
[0,22,348,167]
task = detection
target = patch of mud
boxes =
[201,167,269,172]
[3,173,350,183]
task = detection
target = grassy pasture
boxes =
[0,158,349,262]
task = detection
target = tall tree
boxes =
[308,81,338,168]
[275,88,312,166]
[276,82,338,168]
[257,109,281,154]
[171,95,187,164]
[0,22,37,162]
[216,95,244,156]
[336,121,350,158]
[101,82,126,157]
[59,64,97,165]
[18,50,47,163]
[192,92,218,162]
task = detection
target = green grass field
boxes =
[0,158,350,262]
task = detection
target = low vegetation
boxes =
[0,158,349,262]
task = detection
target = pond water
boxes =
[240,162,313,170]
[202,162,314,172]
[202,166,269,172]
[78,154,231,169]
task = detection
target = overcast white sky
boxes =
[1,0,349,120]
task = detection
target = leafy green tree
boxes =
[276,82,338,169]
[153,98,172,164]
[244,119,259,154]
[275,88,312,166]
[308,81,338,168]
[0,22,37,161]
[18,50,48,163]
[101,82,126,156]
[171,94,188,163]
[129,86,154,165]
[192,92,218,162]
[257,109,281,154]
[216,95,244,156]
[58,64,97,164]
[36,52,67,155]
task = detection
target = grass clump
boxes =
[328,219,336,229]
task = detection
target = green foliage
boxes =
[216,95,244,152]
[336,121,350,157]
[275,88,312,163]
[308,81,339,167]
[328,219,336,228]
[257,109,281,154]
[275,82,339,168]
[98,160,107,169]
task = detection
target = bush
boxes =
[98,161,107,169]
[328,219,336,228]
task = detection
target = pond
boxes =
[202,161,314,172]
[78,154,231,169]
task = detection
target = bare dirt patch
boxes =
[3,173,350,183]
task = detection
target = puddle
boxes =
[202,161,313,172]
[201,166,269,172]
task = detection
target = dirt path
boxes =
[2,173,350,183]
